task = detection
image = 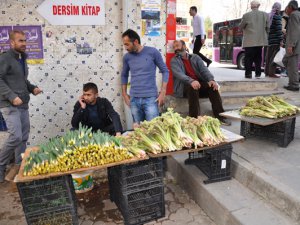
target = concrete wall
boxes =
[0,0,167,146]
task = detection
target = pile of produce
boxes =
[121,108,227,154]
[240,96,300,119]
[23,125,146,176]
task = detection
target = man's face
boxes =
[11,33,26,53]
[286,6,293,16]
[83,89,98,105]
[189,9,195,16]
[173,41,185,55]
[122,36,138,53]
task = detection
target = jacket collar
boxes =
[7,48,27,60]
[175,53,193,60]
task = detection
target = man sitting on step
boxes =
[170,40,231,126]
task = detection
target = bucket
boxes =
[71,171,94,193]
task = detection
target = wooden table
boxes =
[220,110,298,147]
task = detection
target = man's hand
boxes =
[201,39,205,45]
[12,97,23,106]
[79,95,86,109]
[208,81,219,91]
[287,46,293,55]
[115,132,121,137]
[156,90,166,106]
[33,87,42,96]
[123,93,131,107]
[191,39,195,44]
[191,80,201,90]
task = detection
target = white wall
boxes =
[0,0,167,145]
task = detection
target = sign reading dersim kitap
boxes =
[37,0,105,25]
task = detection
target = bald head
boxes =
[251,1,260,9]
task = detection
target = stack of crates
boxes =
[185,144,232,184]
[17,175,79,225]
[0,112,7,131]
[108,158,165,225]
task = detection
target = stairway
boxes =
[166,120,300,225]
[164,79,284,116]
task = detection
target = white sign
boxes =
[37,0,105,25]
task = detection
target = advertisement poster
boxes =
[0,26,13,53]
[0,25,44,64]
[141,0,161,36]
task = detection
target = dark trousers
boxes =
[193,36,212,65]
[265,45,280,76]
[244,46,263,77]
[184,82,225,119]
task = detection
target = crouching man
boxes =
[71,82,122,135]
[170,40,230,125]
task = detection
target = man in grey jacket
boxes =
[0,30,42,183]
[239,1,269,78]
[170,40,230,125]
[283,1,300,91]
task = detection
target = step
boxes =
[232,153,300,223]
[221,90,284,105]
[218,81,278,92]
[167,155,298,225]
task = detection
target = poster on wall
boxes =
[37,0,105,25]
[14,26,44,64]
[0,26,13,53]
[141,0,161,36]
[0,25,44,64]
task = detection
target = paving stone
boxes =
[102,199,118,211]
[80,220,94,225]
[93,221,107,225]
[169,201,181,213]
[165,192,175,202]
[169,208,193,223]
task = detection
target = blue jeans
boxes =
[0,106,30,171]
[130,96,159,123]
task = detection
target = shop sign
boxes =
[37,0,105,25]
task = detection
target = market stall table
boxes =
[220,110,298,147]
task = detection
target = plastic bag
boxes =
[273,47,285,67]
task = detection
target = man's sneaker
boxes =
[0,170,5,183]
[5,164,20,181]
[219,118,231,126]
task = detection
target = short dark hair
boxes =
[9,30,25,41]
[122,29,141,44]
[83,82,98,93]
[190,6,197,13]
[287,0,298,10]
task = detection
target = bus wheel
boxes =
[237,52,245,70]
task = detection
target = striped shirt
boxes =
[268,14,283,45]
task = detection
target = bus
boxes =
[213,18,245,69]
[213,11,300,70]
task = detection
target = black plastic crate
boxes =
[17,175,79,225]
[240,118,296,147]
[115,185,165,225]
[185,144,232,184]
[0,112,7,131]
[108,158,163,193]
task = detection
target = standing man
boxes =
[0,30,42,183]
[170,40,230,126]
[239,1,269,79]
[71,82,123,135]
[121,29,169,124]
[283,1,300,91]
[189,6,212,67]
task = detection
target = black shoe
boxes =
[0,170,5,183]
[219,118,231,126]
[245,76,252,79]
[255,75,261,79]
[284,86,299,91]
[207,60,212,67]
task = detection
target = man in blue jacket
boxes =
[0,30,42,183]
[71,82,122,135]
[170,40,230,125]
